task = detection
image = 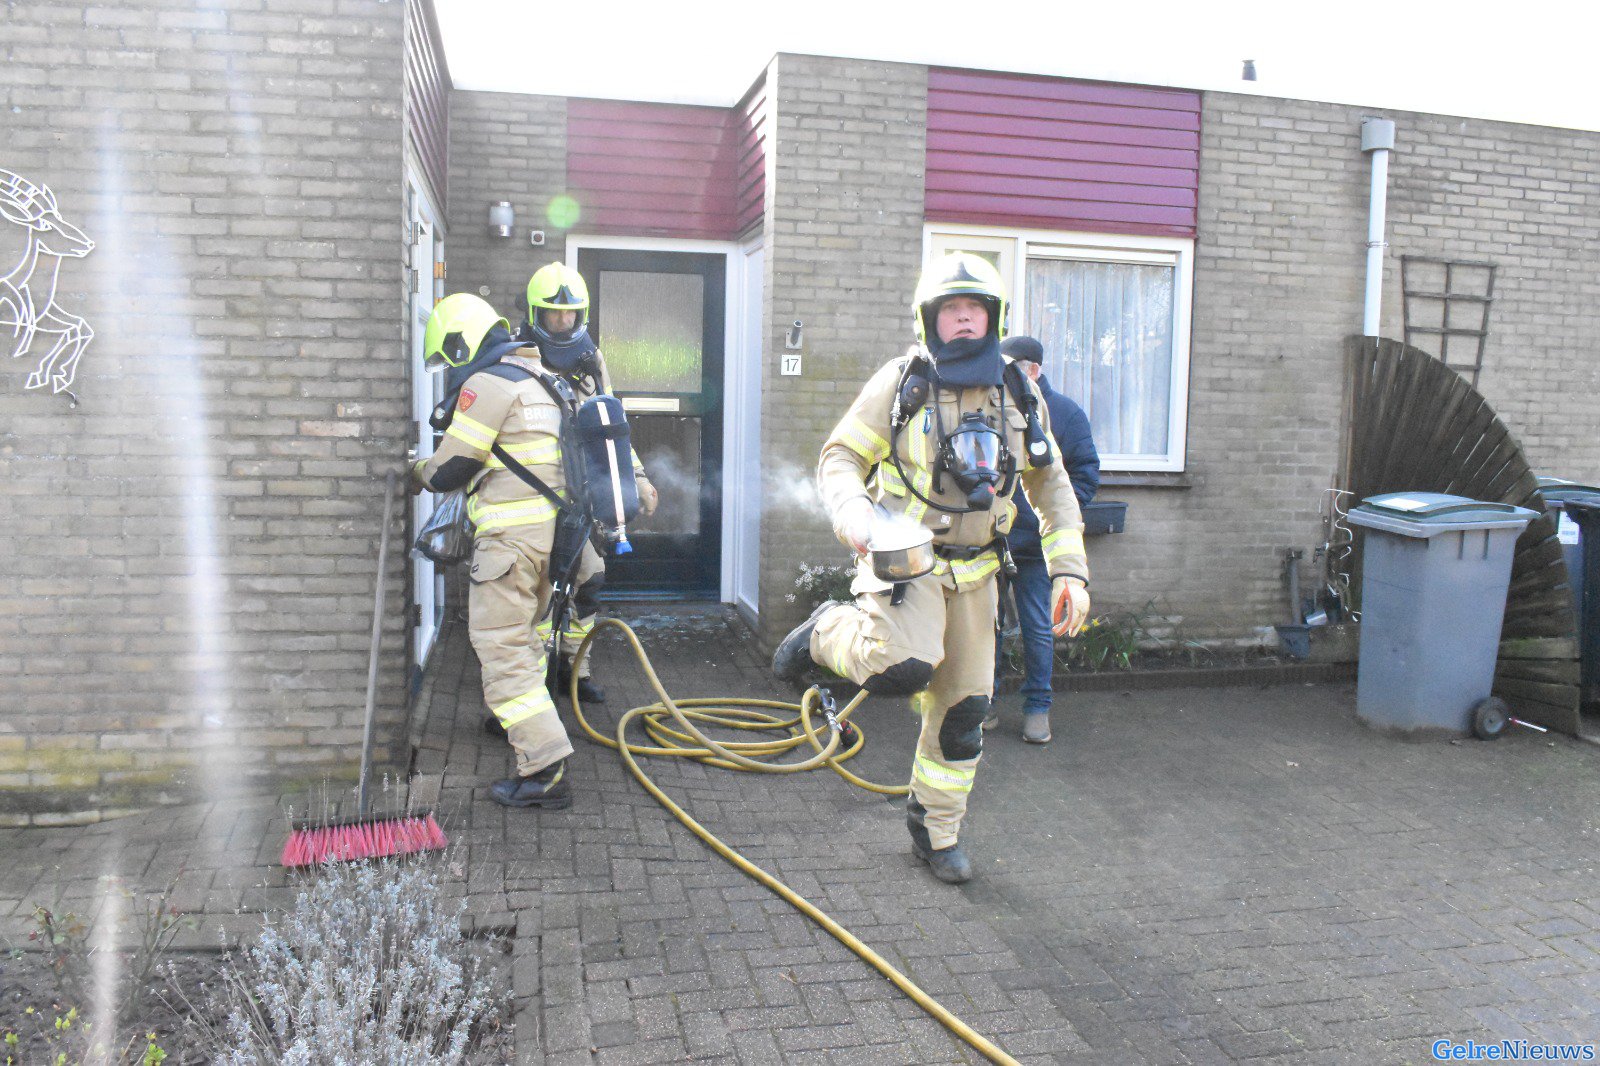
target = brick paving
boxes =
[4,606,1600,1063]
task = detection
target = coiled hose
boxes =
[567,617,1021,1066]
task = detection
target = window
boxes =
[927,226,1193,472]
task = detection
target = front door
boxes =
[578,248,725,597]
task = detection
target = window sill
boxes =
[1099,472,1194,489]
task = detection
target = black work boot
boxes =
[772,601,839,684]
[912,839,974,884]
[489,759,573,809]
[483,715,507,739]
[906,795,974,884]
[553,663,606,704]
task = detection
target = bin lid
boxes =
[1536,476,1600,508]
[1348,492,1538,537]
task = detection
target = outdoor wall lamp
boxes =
[488,201,514,238]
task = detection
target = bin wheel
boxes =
[1471,697,1510,741]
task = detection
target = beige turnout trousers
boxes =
[813,562,999,850]
[468,535,571,776]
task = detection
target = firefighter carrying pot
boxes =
[772,253,1091,884]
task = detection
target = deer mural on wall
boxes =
[1,169,95,395]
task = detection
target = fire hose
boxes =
[566,617,1021,1066]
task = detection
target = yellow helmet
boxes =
[912,252,1008,347]
[525,262,590,343]
[423,293,509,371]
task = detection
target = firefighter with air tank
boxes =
[517,262,659,706]
[410,292,581,808]
[772,253,1091,884]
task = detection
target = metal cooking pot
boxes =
[868,518,935,583]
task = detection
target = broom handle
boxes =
[358,471,399,820]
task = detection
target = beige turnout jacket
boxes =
[817,351,1089,590]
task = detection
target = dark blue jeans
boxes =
[994,552,1053,715]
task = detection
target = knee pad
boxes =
[863,657,934,696]
[574,572,605,616]
[938,695,988,761]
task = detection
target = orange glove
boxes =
[1051,576,1090,637]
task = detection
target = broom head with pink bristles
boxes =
[281,812,448,868]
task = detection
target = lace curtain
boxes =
[1025,258,1174,458]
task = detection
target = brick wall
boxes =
[0,0,410,824]
[752,66,1600,647]
[437,62,1600,655]
[1104,93,1600,643]
[755,54,929,646]
[444,89,567,323]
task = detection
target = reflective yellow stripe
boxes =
[838,416,889,463]
[467,496,559,532]
[949,554,1000,586]
[535,619,553,641]
[913,753,975,793]
[1041,528,1086,567]
[905,426,932,524]
[445,411,498,450]
[561,615,593,642]
[493,685,556,728]
[829,642,853,679]
[881,463,908,497]
[484,439,561,470]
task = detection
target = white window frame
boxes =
[406,166,446,674]
[925,223,1193,473]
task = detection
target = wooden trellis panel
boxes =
[1343,336,1581,734]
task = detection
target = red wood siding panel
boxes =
[925,68,1200,238]
[567,98,745,240]
[734,75,768,236]
[404,0,449,212]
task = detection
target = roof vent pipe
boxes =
[1361,118,1396,337]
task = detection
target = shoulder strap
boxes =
[1002,361,1055,469]
[1001,360,1035,414]
[488,364,580,509]
[890,353,932,432]
[491,443,568,509]
[480,362,536,385]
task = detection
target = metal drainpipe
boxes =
[1361,118,1397,336]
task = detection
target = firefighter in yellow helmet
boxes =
[772,253,1091,884]
[517,262,659,705]
[411,292,577,809]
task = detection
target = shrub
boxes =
[1061,599,1159,672]
[786,562,854,611]
[199,858,494,1065]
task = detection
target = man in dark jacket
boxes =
[991,335,1100,743]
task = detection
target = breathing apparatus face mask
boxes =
[942,412,1007,510]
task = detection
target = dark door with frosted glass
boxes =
[578,249,724,596]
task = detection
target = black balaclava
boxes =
[925,297,1004,389]
[434,324,521,427]
[522,312,599,375]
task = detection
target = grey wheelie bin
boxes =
[1538,478,1600,712]
[1347,492,1537,736]
[1535,476,1600,617]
